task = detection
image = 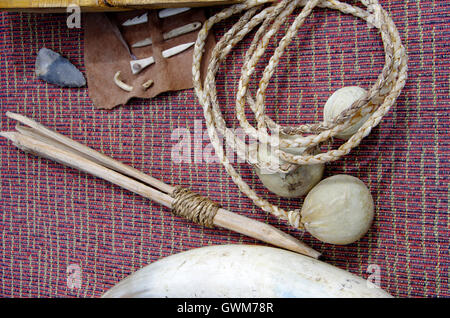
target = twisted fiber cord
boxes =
[171,186,220,228]
[237,1,403,150]
[192,0,408,228]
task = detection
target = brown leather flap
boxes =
[84,9,215,109]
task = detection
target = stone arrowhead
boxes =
[35,47,86,88]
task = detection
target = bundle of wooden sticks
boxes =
[1,112,320,259]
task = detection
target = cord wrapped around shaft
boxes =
[171,186,220,228]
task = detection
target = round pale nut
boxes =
[323,86,370,140]
[255,163,324,198]
[254,141,324,198]
[300,174,374,245]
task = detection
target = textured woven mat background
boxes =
[0,0,448,297]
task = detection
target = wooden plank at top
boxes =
[0,0,246,12]
[108,0,243,8]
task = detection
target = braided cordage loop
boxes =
[192,0,407,228]
[171,187,220,228]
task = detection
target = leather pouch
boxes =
[84,9,215,109]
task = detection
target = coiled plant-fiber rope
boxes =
[192,0,408,229]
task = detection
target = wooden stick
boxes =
[1,118,320,258]
[8,112,174,194]
[1,131,175,206]
[0,0,246,12]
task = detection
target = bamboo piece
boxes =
[0,0,246,12]
[1,113,320,259]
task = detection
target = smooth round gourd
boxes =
[323,86,371,140]
[301,174,374,245]
[255,163,324,198]
[254,140,324,198]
